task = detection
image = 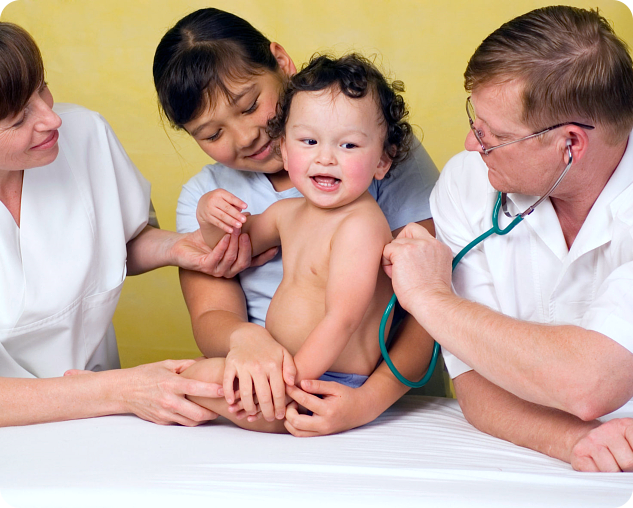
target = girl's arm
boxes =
[285,312,435,435]
[180,267,295,422]
[293,214,388,383]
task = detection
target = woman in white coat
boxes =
[0,22,226,427]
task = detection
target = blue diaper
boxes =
[318,371,368,388]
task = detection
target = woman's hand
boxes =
[115,359,224,426]
[171,228,278,278]
[570,418,633,472]
[284,380,370,437]
[223,323,296,422]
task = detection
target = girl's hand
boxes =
[196,189,248,234]
[223,323,296,422]
[284,380,369,437]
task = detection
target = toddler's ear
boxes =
[374,151,393,180]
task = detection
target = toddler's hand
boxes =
[197,189,248,234]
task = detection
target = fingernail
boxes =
[218,387,224,396]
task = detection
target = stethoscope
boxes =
[379,141,574,387]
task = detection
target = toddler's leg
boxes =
[181,358,287,434]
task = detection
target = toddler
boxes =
[182,53,412,433]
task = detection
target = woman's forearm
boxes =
[0,371,125,427]
[126,225,179,275]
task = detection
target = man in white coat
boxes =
[383,6,633,471]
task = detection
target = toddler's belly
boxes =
[266,283,324,355]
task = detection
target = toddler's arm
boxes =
[196,191,282,253]
[293,213,390,383]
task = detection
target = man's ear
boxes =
[270,42,296,78]
[560,125,590,164]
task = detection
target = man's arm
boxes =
[454,370,633,472]
[383,223,633,420]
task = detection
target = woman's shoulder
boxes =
[54,103,120,151]
[54,103,108,131]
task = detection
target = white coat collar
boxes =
[502,130,633,263]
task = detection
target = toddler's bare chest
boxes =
[278,225,335,286]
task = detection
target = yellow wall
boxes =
[2,0,632,367]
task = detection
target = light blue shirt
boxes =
[177,138,438,326]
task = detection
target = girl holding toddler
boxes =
[153,8,438,434]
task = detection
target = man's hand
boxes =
[382,222,453,313]
[571,418,633,472]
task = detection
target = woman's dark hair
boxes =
[0,22,45,121]
[268,53,412,168]
[153,8,279,128]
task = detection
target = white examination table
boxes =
[1,395,632,508]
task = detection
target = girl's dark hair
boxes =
[0,22,44,121]
[268,53,412,168]
[153,8,278,128]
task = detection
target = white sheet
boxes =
[1,396,632,508]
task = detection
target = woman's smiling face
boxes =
[0,84,62,173]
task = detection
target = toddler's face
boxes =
[281,89,391,209]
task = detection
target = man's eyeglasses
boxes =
[466,96,594,155]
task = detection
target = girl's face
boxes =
[184,70,284,173]
[281,89,392,209]
[183,44,296,174]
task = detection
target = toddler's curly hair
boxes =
[267,53,412,169]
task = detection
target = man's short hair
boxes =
[464,6,633,144]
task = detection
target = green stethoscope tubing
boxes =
[378,191,524,388]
